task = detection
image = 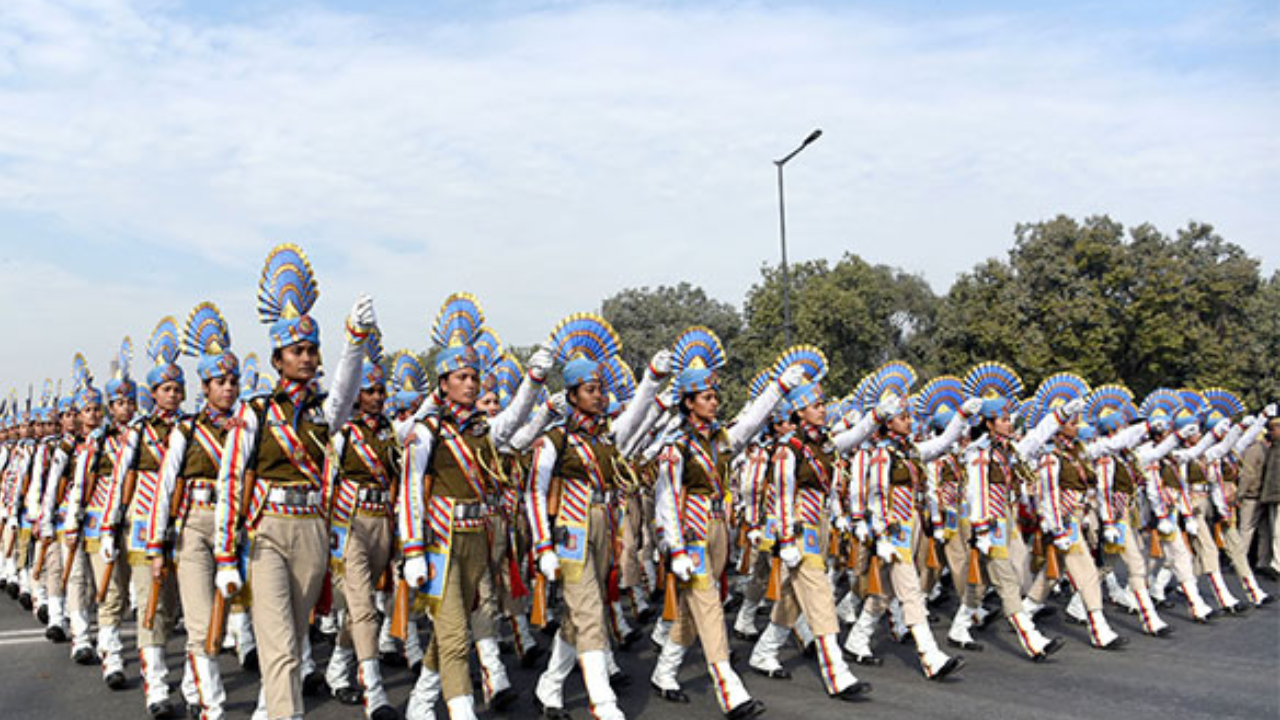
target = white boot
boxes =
[378,613,398,656]
[947,604,982,650]
[512,613,538,655]
[734,595,761,638]
[69,608,93,659]
[836,590,860,625]
[708,660,762,714]
[231,611,257,667]
[1181,580,1214,621]
[46,595,67,634]
[842,606,882,665]
[888,599,908,642]
[911,623,962,680]
[748,622,790,676]
[250,687,268,720]
[611,600,635,642]
[1240,573,1271,606]
[630,586,652,619]
[99,624,125,684]
[326,644,356,695]
[445,695,478,720]
[300,633,316,678]
[181,656,200,707]
[193,654,227,720]
[405,666,441,720]
[358,657,393,716]
[1104,572,1133,610]
[1008,611,1060,660]
[1066,592,1088,624]
[580,649,625,720]
[1133,589,1170,636]
[1021,596,1046,618]
[1208,571,1244,612]
[650,618,671,648]
[404,617,424,669]
[1086,610,1126,649]
[535,632,578,712]
[814,634,867,698]
[793,613,816,652]
[1150,567,1173,603]
[141,644,172,711]
[474,636,512,705]
[650,638,687,698]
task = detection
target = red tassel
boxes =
[607,566,621,603]
[508,554,528,599]
[314,569,333,617]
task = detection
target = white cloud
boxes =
[0,0,1275,387]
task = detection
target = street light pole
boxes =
[774,128,822,348]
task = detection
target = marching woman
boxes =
[399,294,551,720]
[527,314,668,720]
[38,360,86,647]
[145,303,241,720]
[844,362,979,678]
[213,244,378,720]
[961,363,1074,661]
[649,327,800,719]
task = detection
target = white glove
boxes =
[350,294,377,333]
[548,391,568,416]
[215,565,242,598]
[746,528,763,547]
[833,515,851,533]
[1177,423,1199,441]
[875,539,894,562]
[538,551,560,580]
[1053,534,1072,552]
[1149,416,1171,435]
[1184,517,1199,536]
[649,349,674,377]
[1102,525,1120,545]
[1265,403,1278,419]
[779,543,801,568]
[1058,398,1085,420]
[975,532,993,556]
[1156,518,1174,536]
[404,555,428,588]
[870,516,887,538]
[960,397,983,417]
[853,520,870,544]
[670,552,694,582]
[933,526,946,542]
[874,394,903,421]
[1241,415,1258,429]
[527,345,555,382]
[778,365,807,392]
[1211,418,1231,438]
[99,534,116,563]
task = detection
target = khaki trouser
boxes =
[865,515,929,627]
[619,492,645,589]
[1156,531,1198,584]
[130,555,178,647]
[770,518,838,637]
[1025,511,1104,612]
[337,513,392,661]
[1108,512,1150,593]
[249,514,328,720]
[670,515,730,664]
[89,547,131,629]
[981,506,1031,617]
[1237,498,1271,568]
[560,505,614,653]
[1188,492,1221,575]
[742,547,772,605]
[942,520,984,607]
[176,506,218,658]
[47,536,91,619]
[424,528,488,701]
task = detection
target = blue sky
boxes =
[0,0,1276,393]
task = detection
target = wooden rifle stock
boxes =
[661,566,678,622]
[926,535,941,570]
[96,559,115,603]
[205,590,228,657]
[967,546,982,585]
[847,537,860,569]
[390,577,411,640]
[737,541,752,575]
[1213,522,1226,549]
[764,554,781,602]
[866,554,884,596]
[60,536,80,593]
[32,538,50,577]
[530,572,549,628]
[1044,540,1061,581]
[1149,529,1163,559]
[143,565,165,631]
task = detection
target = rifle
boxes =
[661,559,678,622]
[208,468,256,655]
[96,556,115,603]
[32,537,50,577]
[530,571,549,628]
[1213,521,1226,550]
[1041,533,1061,581]
[144,473,186,631]
[59,535,80,593]
[1149,529,1163,559]
[764,551,781,602]
[390,576,411,641]
[866,553,884,596]
[967,544,982,586]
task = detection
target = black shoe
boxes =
[410,661,422,677]
[36,604,49,625]
[724,594,744,614]
[802,642,817,658]
[147,698,174,719]
[45,625,68,643]
[188,702,204,720]
[1155,597,1175,609]
[105,671,127,690]
[1095,635,1128,651]
[370,705,400,720]
[540,619,560,637]
[971,611,996,631]
[1146,626,1173,638]
[1064,613,1087,626]
[73,646,96,665]
[831,680,872,701]
[303,671,326,696]
[619,628,643,650]
[609,671,631,691]
[533,695,572,720]
[1031,606,1057,622]
[333,686,363,705]
[1258,595,1276,606]
[19,592,33,611]
[1032,637,1065,662]
[947,637,984,652]
[490,687,517,711]
[7,583,20,599]
[927,655,965,681]
[732,629,760,642]
[380,650,407,667]
[1221,602,1249,616]
[636,607,658,625]
[750,665,791,680]
[726,698,767,719]
[240,649,259,673]
[519,644,545,669]
[844,651,883,667]
[1256,568,1279,581]
[651,681,690,703]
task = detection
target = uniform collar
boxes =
[570,409,604,435]
[276,379,318,407]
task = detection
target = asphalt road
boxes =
[1,574,1277,720]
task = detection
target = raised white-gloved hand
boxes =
[649,349,674,377]
[538,551,560,580]
[1177,424,1199,441]
[1211,418,1231,438]
[975,532,993,556]
[1184,517,1199,536]
[1058,398,1086,420]
[778,365,807,392]
[527,345,555,382]
[1102,525,1120,545]
[215,565,242,598]
[670,552,694,582]
[874,394,903,422]
[833,515,851,533]
[350,294,377,333]
[404,555,428,588]
[1265,403,1278,419]
[960,397,983,418]
[1156,518,1175,536]
[933,526,946,542]
[779,543,801,568]
[747,528,763,547]
[1241,415,1258,429]
[876,539,894,562]
[1149,416,1171,435]
[99,534,116,563]
[853,520,870,544]
[1053,534,1072,552]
